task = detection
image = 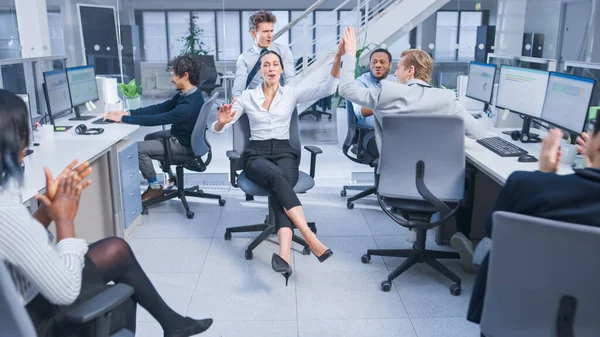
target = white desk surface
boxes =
[22,116,139,202]
[465,128,575,186]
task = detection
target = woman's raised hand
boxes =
[218,104,237,125]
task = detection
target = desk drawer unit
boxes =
[118,143,142,229]
[122,181,142,229]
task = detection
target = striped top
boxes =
[0,182,88,305]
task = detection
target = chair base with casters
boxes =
[362,160,464,296]
[362,214,462,295]
[142,165,226,219]
[224,197,317,260]
[341,185,376,209]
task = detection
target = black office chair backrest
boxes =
[378,114,465,202]
[231,108,302,171]
[190,92,219,159]
[344,99,359,148]
[0,261,37,336]
[195,55,218,85]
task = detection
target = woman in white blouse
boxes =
[212,39,345,285]
[0,89,212,337]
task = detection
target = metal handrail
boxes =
[272,0,328,41]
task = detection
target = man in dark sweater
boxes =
[456,118,600,324]
[104,56,205,201]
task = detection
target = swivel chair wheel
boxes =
[316,116,322,122]
[328,115,332,121]
[224,231,232,240]
[381,280,392,292]
[302,245,311,255]
[141,207,148,215]
[186,211,195,219]
[361,254,371,264]
[219,199,226,206]
[450,284,462,296]
[245,250,253,260]
[340,189,347,197]
[347,202,354,209]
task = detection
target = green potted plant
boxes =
[118,79,142,110]
[180,13,211,57]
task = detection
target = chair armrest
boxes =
[155,133,173,164]
[226,150,241,188]
[304,146,322,178]
[65,284,134,324]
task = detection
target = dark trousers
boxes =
[243,139,301,230]
[26,257,136,337]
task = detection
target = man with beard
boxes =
[349,48,394,159]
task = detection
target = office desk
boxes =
[22,117,140,242]
[465,128,575,186]
[461,127,575,239]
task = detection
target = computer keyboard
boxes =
[92,117,115,124]
[477,137,528,157]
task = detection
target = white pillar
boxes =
[15,0,52,58]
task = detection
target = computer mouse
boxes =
[518,154,538,163]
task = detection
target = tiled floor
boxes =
[127,99,480,336]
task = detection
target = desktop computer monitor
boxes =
[496,65,550,142]
[42,69,73,131]
[66,65,98,120]
[466,61,497,104]
[540,72,596,135]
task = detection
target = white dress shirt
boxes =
[0,182,88,305]
[232,42,296,98]
[213,74,338,140]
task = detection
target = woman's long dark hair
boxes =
[0,89,30,187]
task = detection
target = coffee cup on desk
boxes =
[560,144,578,165]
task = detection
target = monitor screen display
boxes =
[541,72,596,134]
[66,65,99,107]
[496,65,549,119]
[466,62,497,104]
[43,69,72,114]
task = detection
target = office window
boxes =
[167,12,189,59]
[192,11,216,55]
[458,12,482,61]
[290,11,314,62]
[272,11,289,45]
[217,11,241,61]
[386,34,411,61]
[339,10,360,33]
[241,11,256,52]
[435,11,483,61]
[315,11,338,58]
[142,12,167,62]
[47,11,65,56]
[0,11,21,60]
[434,12,459,61]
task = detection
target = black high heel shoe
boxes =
[271,253,293,286]
[314,249,333,263]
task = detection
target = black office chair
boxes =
[340,99,378,209]
[224,109,320,260]
[0,261,135,337]
[142,92,226,219]
[361,114,465,295]
[195,55,223,96]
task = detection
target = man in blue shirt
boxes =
[105,56,204,202]
[350,48,393,158]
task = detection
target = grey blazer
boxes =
[339,54,487,153]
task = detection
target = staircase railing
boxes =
[272,0,400,75]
